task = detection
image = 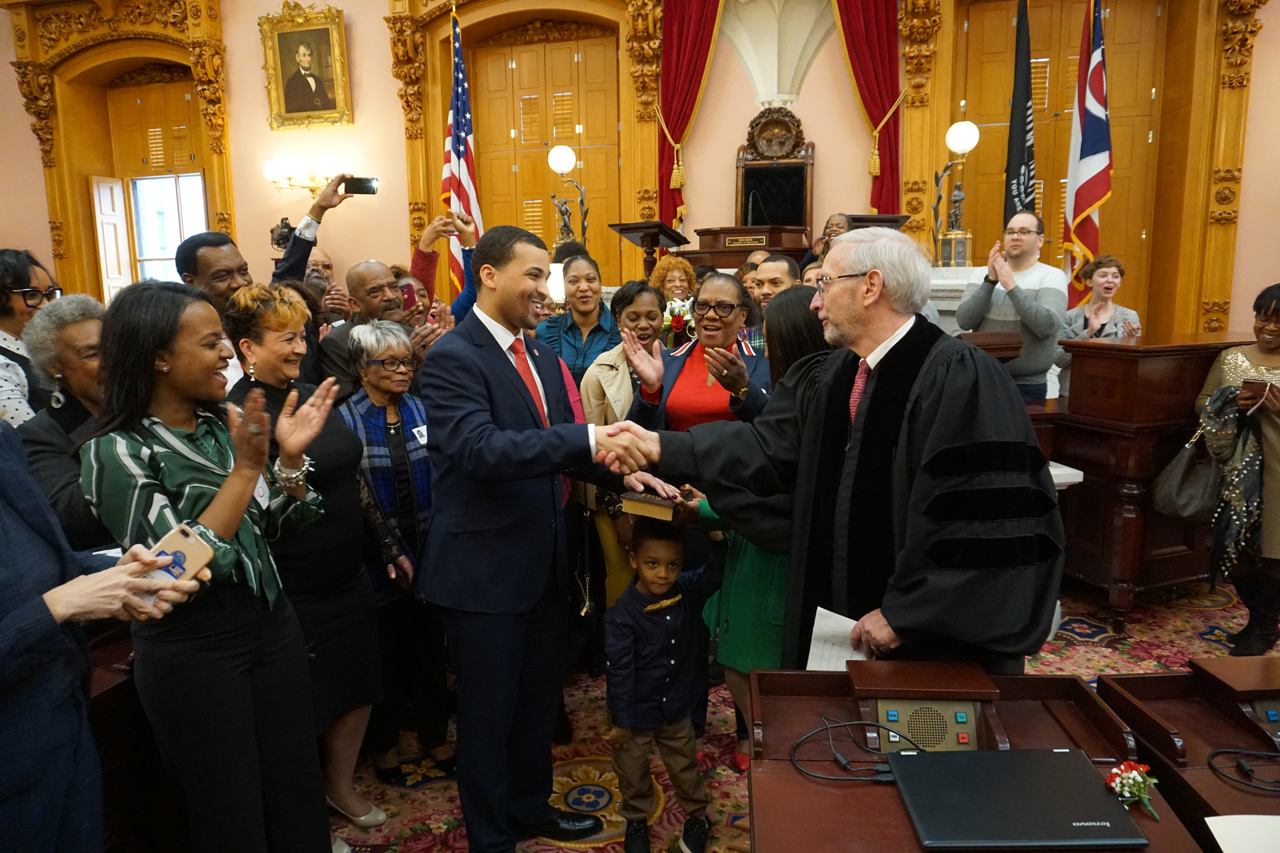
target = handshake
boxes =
[593,421,661,475]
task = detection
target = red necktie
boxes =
[848,359,871,422]
[509,337,548,427]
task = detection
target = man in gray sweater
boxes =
[955,211,1067,402]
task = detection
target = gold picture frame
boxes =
[259,2,353,130]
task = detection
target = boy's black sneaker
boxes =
[679,815,711,853]
[623,819,649,853]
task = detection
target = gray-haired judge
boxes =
[16,294,113,551]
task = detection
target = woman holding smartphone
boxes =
[81,281,339,853]
[1196,283,1280,657]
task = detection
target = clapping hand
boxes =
[323,281,352,320]
[276,377,339,462]
[1086,300,1109,335]
[1121,320,1141,337]
[228,388,272,474]
[705,346,748,394]
[622,328,664,392]
[409,320,448,363]
[988,245,1016,291]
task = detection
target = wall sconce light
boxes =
[262,158,334,197]
[933,121,980,267]
[547,145,589,249]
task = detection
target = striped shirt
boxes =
[80,409,323,606]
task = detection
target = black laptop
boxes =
[887,749,1149,849]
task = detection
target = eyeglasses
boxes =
[13,287,62,307]
[369,357,413,373]
[1003,229,1042,238]
[691,300,743,319]
[1256,313,1280,328]
[814,272,869,296]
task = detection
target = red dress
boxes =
[641,342,739,432]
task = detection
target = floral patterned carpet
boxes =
[333,581,1267,852]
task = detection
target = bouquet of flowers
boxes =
[664,297,692,348]
[1105,761,1160,821]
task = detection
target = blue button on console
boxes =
[887,710,899,722]
[955,712,968,724]
[1267,709,1279,722]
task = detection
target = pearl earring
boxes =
[248,362,256,379]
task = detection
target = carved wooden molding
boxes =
[743,107,806,161]
[107,62,192,87]
[1215,186,1238,205]
[1204,317,1226,331]
[1203,300,1231,313]
[35,1,188,53]
[903,180,929,194]
[13,61,55,167]
[902,217,928,233]
[898,0,941,107]
[386,15,427,140]
[215,211,232,234]
[1214,167,1244,182]
[408,201,429,246]
[477,20,612,47]
[626,0,662,122]
[636,187,657,220]
[1209,209,1239,224]
[1220,0,1270,87]
[188,38,227,154]
[48,220,66,259]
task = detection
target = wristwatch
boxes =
[983,276,999,285]
[734,385,750,400]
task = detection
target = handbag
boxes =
[1152,425,1220,523]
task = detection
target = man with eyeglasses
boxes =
[0,249,61,426]
[607,227,1063,676]
[954,210,1068,403]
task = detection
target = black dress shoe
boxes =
[511,809,603,842]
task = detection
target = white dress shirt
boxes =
[865,314,916,370]
[472,305,596,454]
[0,328,34,427]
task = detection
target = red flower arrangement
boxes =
[1105,760,1160,821]
[671,314,686,334]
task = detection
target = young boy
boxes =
[606,514,726,853]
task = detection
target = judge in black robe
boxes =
[643,229,1063,673]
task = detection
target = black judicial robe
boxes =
[656,316,1063,669]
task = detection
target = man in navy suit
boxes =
[417,226,656,853]
[0,423,201,852]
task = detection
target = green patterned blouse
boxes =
[80,409,323,606]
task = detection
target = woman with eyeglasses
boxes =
[337,322,457,784]
[0,249,62,426]
[1195,283,1280,657]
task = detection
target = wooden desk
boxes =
[748,669,1199,852]
[1098,657,1280,853]
[673,225,809,269]
[958,330,1024,360]
[1053,330,1253,629]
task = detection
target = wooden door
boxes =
[90,176,132,303]
[959,0,1162,315]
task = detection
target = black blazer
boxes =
[16,397,114,551]
[283,69,335,113]
[416,310,621,613]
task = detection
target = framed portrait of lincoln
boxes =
[259,2,352,130]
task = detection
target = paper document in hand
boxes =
[806,606,868,670]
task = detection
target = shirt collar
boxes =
[472,304,524,353]
[865,314,916,370]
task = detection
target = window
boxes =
[131,173,206,281]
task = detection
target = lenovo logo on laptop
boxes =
[1073,822,1112,828]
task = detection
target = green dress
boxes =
[699,502,790,672]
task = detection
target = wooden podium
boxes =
[747,664,1200,851]
[1053,330,1253,629]
[675,225,809,269]
[609,220,689,278]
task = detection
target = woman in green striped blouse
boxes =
[80,281,339,853]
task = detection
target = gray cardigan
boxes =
[954,267,1068,385]
[1054,303,1142,397]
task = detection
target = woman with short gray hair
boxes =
[337,320,456,780]
[16,293,112,549]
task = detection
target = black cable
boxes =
[1206,749,1280,793]
[789,718,924,782]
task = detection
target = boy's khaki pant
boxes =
[610,716,711,823]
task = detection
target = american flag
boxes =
[1062,0,1112,309]
[440,10,483,300]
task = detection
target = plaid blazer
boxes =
[338,389,433,561]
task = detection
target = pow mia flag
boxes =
[1005,0,1037,222]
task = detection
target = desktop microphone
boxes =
[748,190,772,227]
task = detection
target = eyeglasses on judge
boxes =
[691,300,744,319]
[814,271,870,296]
[14,286,63,307]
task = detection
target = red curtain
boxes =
[832,0,901,215]
[658,1,723,228]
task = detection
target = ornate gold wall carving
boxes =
[386,15,427,140]
[13,61,55,167]
[1214,167,1244,182]
[1202,299,1230,332]
[637,188,657,220]
[107,62,192,87]
[188,38,226,154]
[48,221,66,259]
[625,0,661,121]
[1215,186,1237,204]
[899,0,942,108]
[408,201,429,245]
[1209,209,1239,224]
[215,212,232,234]
[1220,0,1270,86]
[477,20,612,46]
[36,1,188,52]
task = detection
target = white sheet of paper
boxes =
[1205,815,1280,853]
[806,606,868,670]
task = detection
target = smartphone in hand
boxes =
[138,524,214,606]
